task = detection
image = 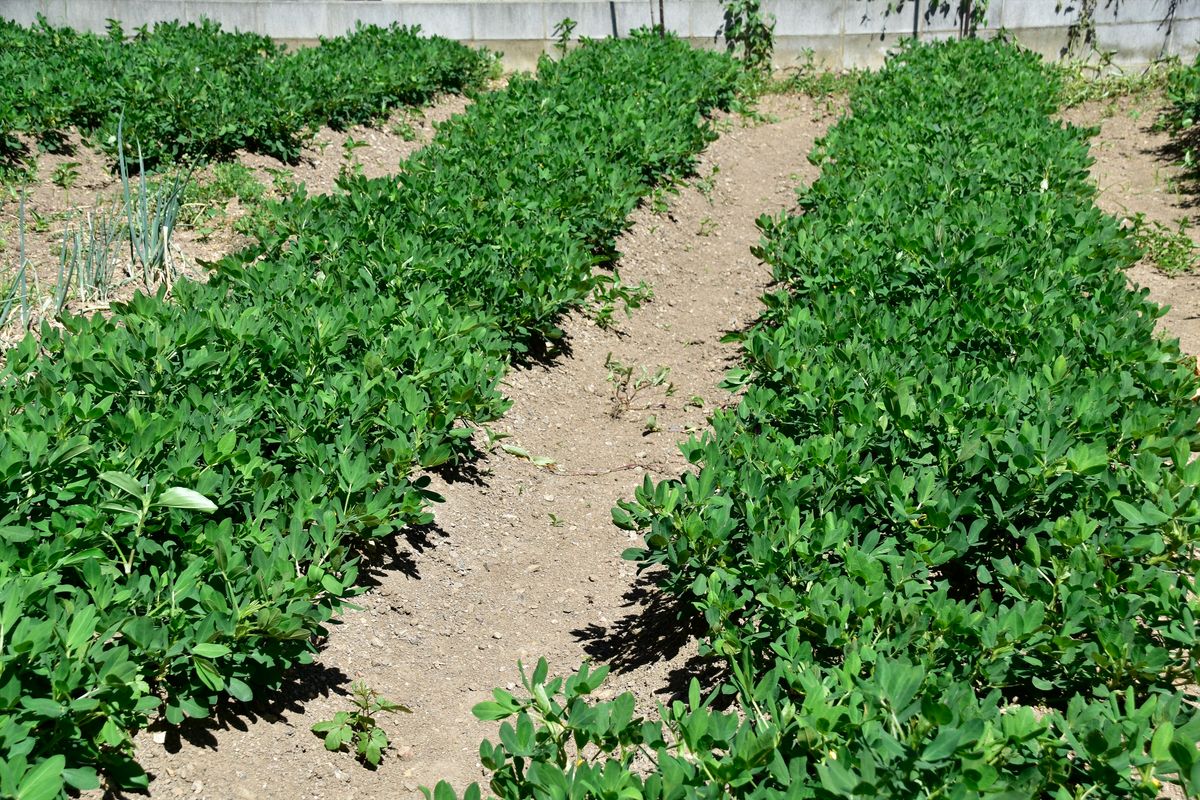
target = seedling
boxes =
[59,205,122,305]
[178,162,265,231]
[591,275,652,330]
[604,353,674,418]
[553,17,577,57]
[340,136,369,180]
[312,682,410,767]
[390,116,418,141]
[51,161,81,194]
[694,165,719,203]
[481,425,511,451]
[1131,214,1198,275]
[265,166,297,197]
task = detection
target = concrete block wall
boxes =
[2,0,1197,70]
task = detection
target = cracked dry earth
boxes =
[107,93,840,800]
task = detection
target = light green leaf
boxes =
[99,471,145,501]
[16,755,65,800]
[227,677,254,703]
[192,642,231,659]
[1152,721,1174,761]
[155,487,218,513]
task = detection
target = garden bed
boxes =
[4,25,1200,800]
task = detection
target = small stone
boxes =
[192,780,203,794]
[334,769,349,783]
[152,731,167,745]
[492,632,503,640]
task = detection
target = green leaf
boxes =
[16,756,65,800]
[1067,443,1108,475]
[155,487,218,512]
[1112,499,1146,527]
[876,659,924,712]
[19,698,65,719]
[1151,721,1174,762]
[99,471,145,501]
[0,526,38,543]
[921,728,963,762]
[817,758,859,796]
[191,642,231,659]
[320,573,344,597]
[61,767,100,791]
[194,658,225,692]
[473,701,515,721]
[227,677,254,703]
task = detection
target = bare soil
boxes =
[83,93,841,800]
[1062,91,1200,354]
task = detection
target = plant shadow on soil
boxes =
[571,573,732,707]
[96,660,353,799]
[354,522,450,584]
[1154,127,1200,213]
[510,332,574,371]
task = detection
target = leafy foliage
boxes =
[451,38,1200,799]
[1164,54,1200,175]
[717,0,775,72]
[0,16,494,170]
[0,32,738,798]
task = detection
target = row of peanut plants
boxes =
[1165,51,1200,182]
[443,38,1200,799]
[0,33,741,799]
[0,17,495,171]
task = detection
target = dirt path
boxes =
[1062,92,1200,354]
[117,93,837,800]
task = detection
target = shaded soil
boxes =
[99,93,840,800]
